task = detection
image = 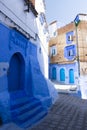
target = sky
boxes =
[45,0,87,27]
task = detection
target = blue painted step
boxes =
[20,109,47,128]
[10,96,37,110]
[11,99,40,117]
[10,96,47,128]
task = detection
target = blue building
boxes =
[0,0,58,128]
[0,21,58,128]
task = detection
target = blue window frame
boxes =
[66,31,74,44]
[64,45,76,60]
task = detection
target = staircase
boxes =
[10,95,47,128]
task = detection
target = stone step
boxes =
[11,99,41,118]
[10,97,36,110]
[18,105,42,121]
[10,97,47,128]
[20,109,47,128]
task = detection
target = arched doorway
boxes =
[52,67,56,80]
[69,69,74,83]
[8,53,25,92]
[60,68,65,81]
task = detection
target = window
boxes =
[68,35,73,41]
[39,13,46,25]
[52,49,56,55]
[64,45,76,60]
[68,49,74,56]
[50,45,57,56]
[66,31,74,44]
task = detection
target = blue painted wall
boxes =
[49,62,78,85]
[64,45,76,60]
[0,23,55,125]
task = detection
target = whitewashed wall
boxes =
[35,0,49,78]
[0,0,49,79]
[49,21,57,38]
[0,0,37,41]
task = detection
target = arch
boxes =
[52,67,56,80]
[69,69,74,83]
[60,68,65,81]
[8,52,25,92]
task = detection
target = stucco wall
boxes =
[0,23,52,124]
[49,62,79,85]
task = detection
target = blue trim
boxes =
[64,45,76,60]
[66,31,74,44]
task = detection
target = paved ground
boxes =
[29,93,87,130]
[1,93,87,130]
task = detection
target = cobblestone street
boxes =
[29,94,87,130]
[1,93,87,130]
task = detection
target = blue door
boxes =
[60,68,65,81]
[52,67,56,80]
[8,53,25,92]
[69,69,74,83]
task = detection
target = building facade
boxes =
[0,0,57,128]
[49,14,87,86]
